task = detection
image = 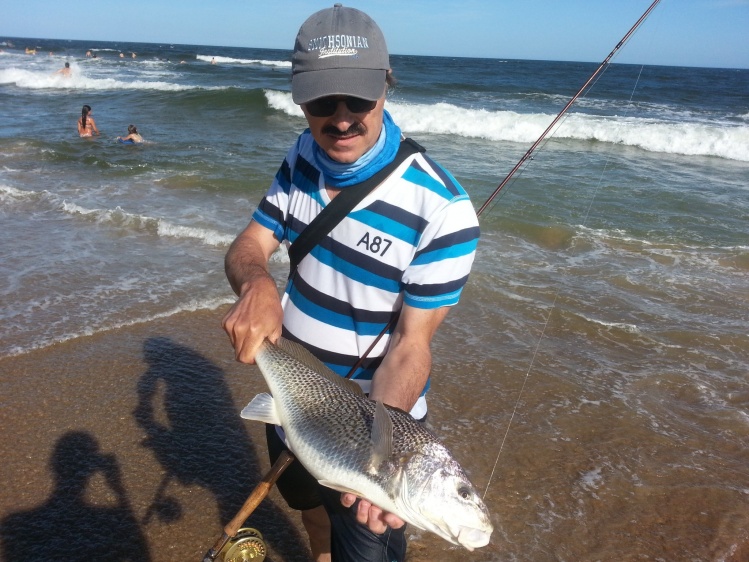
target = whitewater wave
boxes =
[263,90,749,162]
[1,185,235,246]
[265,89,304,117]
[0,183,39,202]
[0,67,226,91]
[61,201,236,246]
[197,54,290,67]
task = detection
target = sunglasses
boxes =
[304,96,377,118]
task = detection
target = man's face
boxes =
[301,94,386,164]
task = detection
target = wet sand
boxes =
[1,307,748,561]
[0,308,312,562]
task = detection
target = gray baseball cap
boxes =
[291,4,389,104]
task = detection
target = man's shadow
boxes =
[134,337,307,560]
[0,431,151,561]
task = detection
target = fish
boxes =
[240,337,494,550]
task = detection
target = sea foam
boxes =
[1,296,236,358]
[197,54,290,67]
[263,90,749,162]
[0,67,225,92]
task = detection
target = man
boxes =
[222,4,479,561]
[56,62,71,77]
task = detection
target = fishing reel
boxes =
[217,528,266,562]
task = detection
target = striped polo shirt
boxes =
[252,131,479,394]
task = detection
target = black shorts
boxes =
[265,423,322,510]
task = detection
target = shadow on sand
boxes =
[1,431,151,561]
[134,336,307,560]
[1,336,307,562]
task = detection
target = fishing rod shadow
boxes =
[0,431,151,561]
[134,336,308,560]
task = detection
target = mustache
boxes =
[322,123,367,138]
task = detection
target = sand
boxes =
[0,307,311,561]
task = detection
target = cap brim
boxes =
[292,68,386,105]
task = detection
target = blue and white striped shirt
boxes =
[252,131,479,393]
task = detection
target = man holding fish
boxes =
[222,4,484,561]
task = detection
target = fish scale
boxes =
[241,337,493,550]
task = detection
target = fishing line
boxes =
[480,1,662,498]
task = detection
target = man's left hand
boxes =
[341,493,405,533]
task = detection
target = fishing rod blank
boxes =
[476,0,662,218]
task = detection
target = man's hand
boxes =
[341,493,405,534]
[222,272,282,363]
[222,221,283,363]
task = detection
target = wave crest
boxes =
[263,90,749,162]
[0,67,226,92]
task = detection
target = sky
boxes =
[2,0,748,69]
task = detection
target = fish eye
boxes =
[458,486,471,500]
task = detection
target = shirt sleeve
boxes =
[402,194,480,309]
[251,138,300,243]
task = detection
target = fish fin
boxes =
[240,393,281,425]
[277,337,365,396]
[368,400,393,474]
[317,480,364,497]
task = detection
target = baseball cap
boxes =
[291,4,389,104]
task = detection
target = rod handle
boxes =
[202,451,295,561]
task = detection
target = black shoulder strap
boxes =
[287,137,425,279]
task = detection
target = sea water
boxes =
[1,37,748,560]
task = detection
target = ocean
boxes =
[1,37,748,561]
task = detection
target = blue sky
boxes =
[2,0,748,69]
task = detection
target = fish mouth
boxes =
[456,526,492,550]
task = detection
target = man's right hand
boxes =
[222,221,284,363]
[222,273,283,363]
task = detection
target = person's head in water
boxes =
[128,124,138,135]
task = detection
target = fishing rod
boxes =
[476,0,661,217]
[481,0,663,497]
[202,451,294,561]
[346,1,662,378]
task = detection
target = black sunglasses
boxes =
[304,96,377,118]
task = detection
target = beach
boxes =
[1,37,749,560]
[2,307,748,561]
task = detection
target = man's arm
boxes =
[343,304,451,532]
[369,305,450,412]
[222,220,284,363]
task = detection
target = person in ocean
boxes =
[77,105,100,137]
[56,62,71,77]
[117,125,143,144]
[221,5,479,562]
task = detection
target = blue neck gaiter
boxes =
[313,109,402,188]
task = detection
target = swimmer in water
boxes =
[77,105,100,137]
[56,62,72,77]
[117,124,143,144]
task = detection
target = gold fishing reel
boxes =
[217,527,266,562]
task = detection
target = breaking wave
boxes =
[264,90,749,162]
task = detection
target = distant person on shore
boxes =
[117,125,143,144]
[77,105,100,138]
[56,62,71,77]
